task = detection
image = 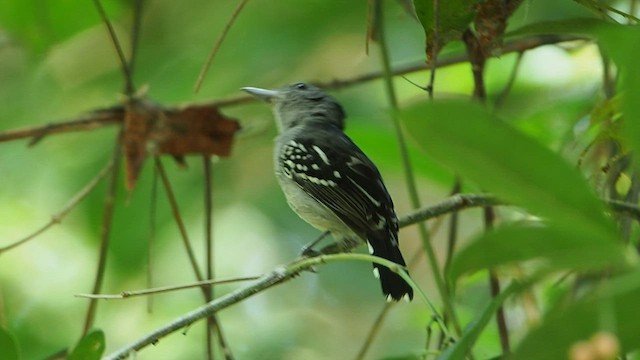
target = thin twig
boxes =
[426,0,439,98]
[202,156,216,360]
[194,0,249,93]
[495,51,524,108]
[155,157,234,360]
[0,35,585,145]
[0,159,114,254]
[147,164,158,313]
[443,179,462,279]
[104,253,443,360]
[354,304,393,360]
[75,276,260,299]
[374,0,461,335]
[93,0,134,95]
[82,130,123,335]
[0,108,123,144]
[155,158,205,281]
[101,193,640,359]
[354,215,447,360]
[129,0,144,82]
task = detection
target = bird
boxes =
[242,82,413,302]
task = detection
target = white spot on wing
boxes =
[312,145,331,165]
[403,293,411,302]
[347,176,382,207]
[373,268,380,279]
[333,171,341,178]
[367,242,374,254]
[386,294,393,303]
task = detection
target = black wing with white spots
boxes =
[279,126,413,301]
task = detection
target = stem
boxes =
[374,0,460,334]
[104,253,446,360]
[82,131,123,335]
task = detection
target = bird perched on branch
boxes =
[242,82,413,302]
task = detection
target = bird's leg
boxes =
[300,231,331,257]
[315,236,361,255]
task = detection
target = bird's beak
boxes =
[241,87,281,102]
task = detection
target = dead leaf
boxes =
[123,99,240,190]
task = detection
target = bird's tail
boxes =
[366,231,413,301]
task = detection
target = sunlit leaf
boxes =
[401,100,617,242]
[68,329,105,360]
[449,224,627,281]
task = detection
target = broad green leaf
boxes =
[614,27,640,173]
[401,100,617,242]
[68,329,105,360]
[513,269,640,359]
[438,282,520,360]
[412,0,479,58]
[449,224,627,281]
[0,328,20,360]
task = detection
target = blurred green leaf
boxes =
[0,1,125,53]
[0,328,20,360]
[505,17,618,38]
[449,224,627,281]
[513,269,640,359]
[573,0,638,22]
[614,28,640,173]
[401,100,617,241]
[438,282,519,360]
[412,0,479,57]
[379,354,422,360]
[68,329,105,360]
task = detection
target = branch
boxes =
[102,192,640,359]
[75,276,259,300]
[0,35,583,144]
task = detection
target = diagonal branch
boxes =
[101,192,640,359]
[0,35,584,145]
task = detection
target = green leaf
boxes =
[68,329,105,360]
[614,27,640,173]
[412,0,479,57]
[401,100,617,242]
[513,269,640,359]
[438,282,520,360]
[505,18,619,39]
[0,328,20,360]
[449,224,627,281]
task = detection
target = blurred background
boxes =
[0,0,608,359]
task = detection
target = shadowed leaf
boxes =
[0,328,19,360]
[68,329,105,360]
[449,224,627,281]
[401,100,617,243]
[412,0,480,60]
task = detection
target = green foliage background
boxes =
[0,0,639,359]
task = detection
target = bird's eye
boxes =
[294,82,307,90]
